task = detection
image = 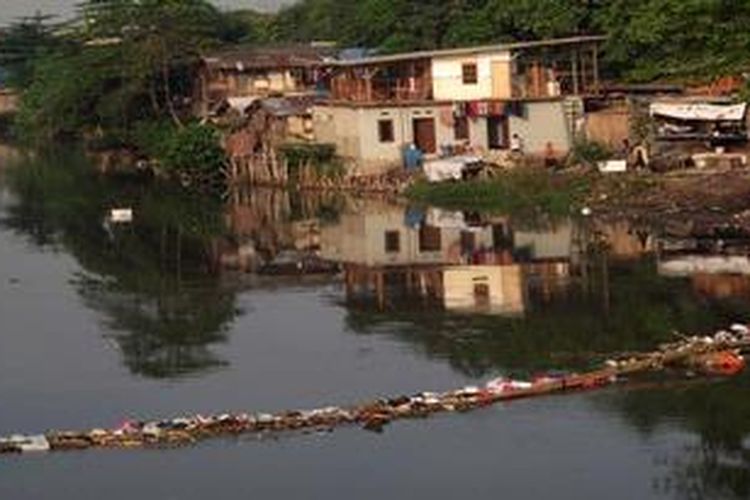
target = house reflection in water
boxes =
[659,251,750,301]
[443,265,524,315]
[319,200,573,315]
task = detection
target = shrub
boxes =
[163,123,227,176]
[131,120,175,160]
[568,139,613,168]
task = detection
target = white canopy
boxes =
[650,102,747,122]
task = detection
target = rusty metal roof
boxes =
[203,45,334,71]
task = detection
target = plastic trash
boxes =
[730,324,750,337]
[0,434,50,453]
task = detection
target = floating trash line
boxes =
[2,325,749,456]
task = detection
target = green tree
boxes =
[15,0,230,142]
[0,13,60,89]
[594,0,750,80]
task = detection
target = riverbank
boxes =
[405,168,592,216]
[405,167,750,237]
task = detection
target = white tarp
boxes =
[227,96,261,113]
[425,208,468,230]
[423,156,481,183]
[650,102,747,122]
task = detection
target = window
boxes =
[454,116,469,141]
[419,226,442,252]
[378,119,395,143]
[462,63,478,85]
[385,231,401,253]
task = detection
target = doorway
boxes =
[413,118,437,154]
[487,116,509,150]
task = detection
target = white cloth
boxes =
[650,102,747,122]
[423,156,480,182]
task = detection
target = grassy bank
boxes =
[406,169,593,216]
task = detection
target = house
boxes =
[195,45,331,117]
[219,95,317,184]
[313,36,605,174]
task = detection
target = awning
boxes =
[650,102,747,122]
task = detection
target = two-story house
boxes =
[313,36,605,174]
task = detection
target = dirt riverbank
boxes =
[589,169,750,237]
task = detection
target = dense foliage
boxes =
[4,0,249,142]
[272,0,750,81]
[2,0,749,163]
[163,123,227,177]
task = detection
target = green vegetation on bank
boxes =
[273,0,750,82]
[406,169,592,216]
[2,0,750,191]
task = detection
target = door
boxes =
[487,116,509,150]
[491,61,512,99]
[413,118,437,154]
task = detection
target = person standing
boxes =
[510,133,524,154]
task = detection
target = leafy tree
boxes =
[594,0,750,81]
[15,0,231,142]
[0,13,60,89]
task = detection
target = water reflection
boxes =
[320,200,575,315]
[0,151,238,378]
[314,200,750,377]
[5,147,750,499]
[606,376,750,499]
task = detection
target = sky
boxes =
[0,0,294,26]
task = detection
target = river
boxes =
[1,149,749,499]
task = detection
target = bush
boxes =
[163,123,227,176]
[568,139,613,168]
[407,168,592,217]
[131,120,175,160]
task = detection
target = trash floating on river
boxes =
[2,326,749,456]
[107,208,133,224]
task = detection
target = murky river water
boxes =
[1,149,749,499]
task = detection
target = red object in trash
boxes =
[696,351,746,376]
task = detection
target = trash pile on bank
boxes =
[2,325,749,456]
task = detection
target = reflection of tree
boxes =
[1,150,239,378]
[604,376,750,500]
[343,260,750,378]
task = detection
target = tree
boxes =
[80,0,226,126]
[0,12,60,88]
[15,0,231,142]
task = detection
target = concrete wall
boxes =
[585,106,630,149]
[314,100,572,171]
[313,106,362,160]
[314,104,455,174]
[509,100,572,155]
[432,52,512,101]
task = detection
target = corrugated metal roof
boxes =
[329,35,607,67]
[204,45,333,70]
